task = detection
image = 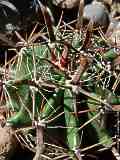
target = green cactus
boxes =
[3,17,120,159]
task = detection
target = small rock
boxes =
[0,126,18,160]
[83,2,110,32]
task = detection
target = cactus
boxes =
[2,4,120,160]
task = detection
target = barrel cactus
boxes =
[0,2,119,160]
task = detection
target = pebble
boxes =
[83,2,110,32]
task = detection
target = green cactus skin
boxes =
[42,89,64,119]
[103,49,118,62]
[5,44,66,127]
[6,84,54,127]
[5,46,52,127]
[6,84,32,127]
[64,89,80,151]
